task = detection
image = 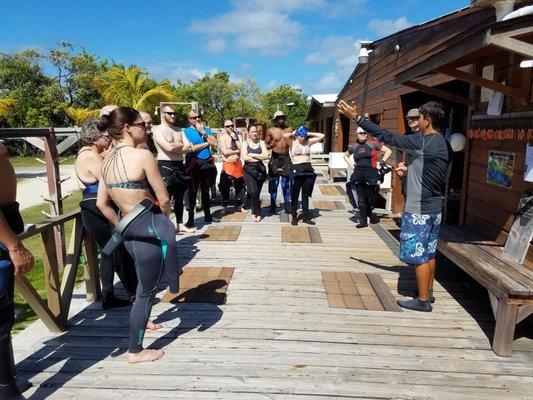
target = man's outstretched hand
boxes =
[338,100,359,119]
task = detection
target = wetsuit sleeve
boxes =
[357,119,423,151]
[347,146,355,155]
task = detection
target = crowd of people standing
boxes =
[0,97,453,398]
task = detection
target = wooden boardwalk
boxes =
[14,168,533,399]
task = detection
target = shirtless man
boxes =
[218,120,245,214]
[265,111,292,215]
[152,104,195,233]
[0,142,35,399]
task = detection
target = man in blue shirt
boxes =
[183,109,219,227]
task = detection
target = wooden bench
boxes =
[438,225,533,356]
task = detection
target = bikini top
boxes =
[247,142,262,154]
[230,136,239,150]
[76,149,99,195]
[105,179,148,190]
[291,140,310,156]
[102,146,149,190]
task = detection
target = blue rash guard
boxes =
[183,126,214,161]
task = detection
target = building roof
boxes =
[305,94,338,121]
[307,94,338,105]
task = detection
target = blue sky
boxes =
[0,0,467,95]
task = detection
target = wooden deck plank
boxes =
[12,167,533,399]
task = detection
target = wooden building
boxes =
[334,0,533,231]
[305,94,337,153]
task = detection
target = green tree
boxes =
[258,84,308,128]
[173,73,261,127]
[0,49,57,127]
[94,65,175,112]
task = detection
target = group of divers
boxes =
[1,98,452,394]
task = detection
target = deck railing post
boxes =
[83,231,101,302]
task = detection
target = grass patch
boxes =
[13,190,86,333]
[10,156,75,168]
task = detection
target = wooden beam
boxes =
[56,134,79,155]
[59,217,84,328]
[395,30,490,84]
[516,305,533,324]
[403,80,474,107]
[83,231,101,302]
[436,66,525,100]
[490,34,533,59]
[40,229,62,320]
[14,276,61,332]
[18,210,80,240]
[22,137,45,152]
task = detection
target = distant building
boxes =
[305,94,337,153]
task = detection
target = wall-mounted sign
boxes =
[487,151,514,188]
[526,144,533,183]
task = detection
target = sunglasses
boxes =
[190,115,201,120]
[225,125,234,128]
[164,112,176,116]
[357,132,367,135]
[130,121,147,129]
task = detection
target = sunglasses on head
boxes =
[164,111,176,116]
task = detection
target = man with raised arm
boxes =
[0,142,35,399]
[339,100,452,312]
[264,111,292,215]
[152,104,196,233]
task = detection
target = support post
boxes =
[492,297,519,357]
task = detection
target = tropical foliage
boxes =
[0,42,310,130]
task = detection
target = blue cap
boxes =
[295,126,308,138]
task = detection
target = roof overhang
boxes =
[395,14,533,105]
[305,96,337,121]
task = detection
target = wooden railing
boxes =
[16,210,101,332]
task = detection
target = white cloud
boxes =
[145,63,219,83]
[303,35,367,92]
[188,0,365,56]
[367,16,413,37]
[204,38,227,54]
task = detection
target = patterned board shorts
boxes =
[399,211,442,265]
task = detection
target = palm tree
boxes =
[0,99,17,117]
[67,66,175,126]
[66,107,100,126]
[94,66,175,112]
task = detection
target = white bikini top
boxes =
[291,140,311,157]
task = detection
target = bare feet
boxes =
[178,223,196,233]
[146,320,163,330]
[127,348,164,364]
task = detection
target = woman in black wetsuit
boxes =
[75,120,137,308]
[96,107,181,364]
[241,125,269,222]
[343,127,392,228]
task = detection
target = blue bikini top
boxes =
[76,149,100,196]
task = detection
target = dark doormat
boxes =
[282,226,322,243]
[199,226,241,241]
[321,271,402,311]
[161,267,234,304]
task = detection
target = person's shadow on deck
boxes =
[16,280,224,399]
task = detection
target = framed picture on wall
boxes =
[487,150,514,188]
